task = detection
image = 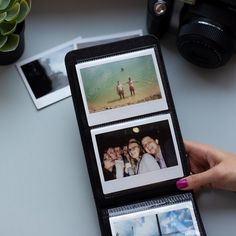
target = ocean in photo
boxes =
[80,54,162,112]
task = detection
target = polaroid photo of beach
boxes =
[90,113,183,194]
[75,47,168,126]
[16,30,142,110]
[16,39,78,109]
[109,201,201,236]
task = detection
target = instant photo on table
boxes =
[65,35,206,236]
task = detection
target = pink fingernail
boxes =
[176,179,188,189]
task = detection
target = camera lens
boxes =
[176,19,234,68]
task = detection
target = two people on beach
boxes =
[116,77,135,99]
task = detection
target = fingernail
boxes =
[176,178,188,189]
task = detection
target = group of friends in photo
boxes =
[102,134,178,181]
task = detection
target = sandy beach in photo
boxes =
[80,54,162,113]
[88,88,161,112]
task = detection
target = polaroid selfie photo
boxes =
[91,114,183,194]
[65,35,206,236]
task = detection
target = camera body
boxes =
[147,0,236,68]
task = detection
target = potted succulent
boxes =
[0,0,31,65]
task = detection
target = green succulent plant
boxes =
[0,0,31,52]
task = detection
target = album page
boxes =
[104,193,206,236]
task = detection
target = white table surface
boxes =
[1,0,236,235]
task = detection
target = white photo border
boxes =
[76,48,168,126]
[109,201,201,236]
[73,29,143,49]
[16,39,78,109]
[91,113,184,194]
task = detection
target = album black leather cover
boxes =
[65,35,206,236]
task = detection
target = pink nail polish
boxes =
[176,179,188,189]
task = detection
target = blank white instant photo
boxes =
[76,47,168,126]
[109,201,201,236]
[90,114,183,194]
[74,29,143,49]
[16,29,143,109]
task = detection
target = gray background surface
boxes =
[1,0,236,235]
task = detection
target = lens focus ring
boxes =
[176,20,234,68]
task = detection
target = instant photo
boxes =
[108,194,202,236]
[75,48,168,126]
[75,29,143,50]
[91,114,183,194]
[17,41,76,109]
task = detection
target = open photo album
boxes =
[65,35,207,236]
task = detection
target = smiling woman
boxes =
[127,139,161,175]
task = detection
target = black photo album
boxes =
[65,35,207,236]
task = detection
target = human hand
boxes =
[176,141,236,192]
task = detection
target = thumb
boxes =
[176,169,215,191]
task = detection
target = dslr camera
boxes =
[147,0,236,68]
